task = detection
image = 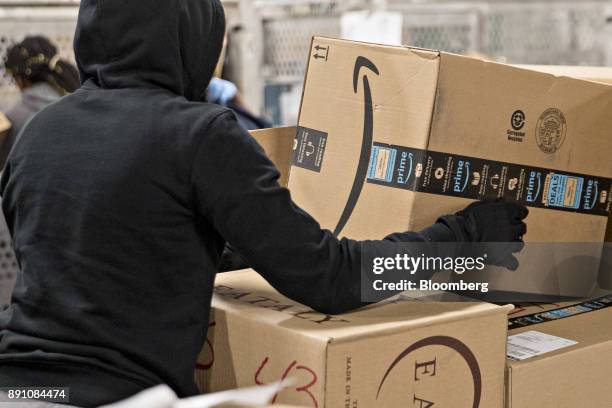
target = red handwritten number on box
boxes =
[195,322,216,370]
[254,357,319,407]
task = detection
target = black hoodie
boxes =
[0,0,458,406]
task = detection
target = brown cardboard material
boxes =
[249,127,296,187]
[505,295,612,408]
[196,270,512,408]
[0,112,11,144]
[289,37,612,297]
[513,66,612,289]
[516,64,612,85]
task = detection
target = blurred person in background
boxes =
[207,35,271,130]
[0,35,80,168]
[207,77,271,129]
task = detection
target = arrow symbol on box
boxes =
[313,54,326,60]
[315,45,328,51]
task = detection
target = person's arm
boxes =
[192,112,456,314]
[192,112,525,314]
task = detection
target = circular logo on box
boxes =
[511,110,526,131]
[536,108,567,154]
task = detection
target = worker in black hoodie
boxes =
[0,0,528,406]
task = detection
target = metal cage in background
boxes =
[244,0,612,124]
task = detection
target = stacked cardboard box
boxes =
[199,39,612,406]
[197,270,511,407]
[505,295,612,408]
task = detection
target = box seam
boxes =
[328,303,513,343]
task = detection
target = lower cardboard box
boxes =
[196,270,511,407]
[505,294,612,408]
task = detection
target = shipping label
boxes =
[507,331,578,361]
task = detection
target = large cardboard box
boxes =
[196,270,512,408]
[516,64,612,85]
[289,37,612,297]
[505,294,612,408]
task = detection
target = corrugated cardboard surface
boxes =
[506,303,612,408]
[516,64,612,85]
[250,127,295,187]
[290,37,441,240]
[289,37,612,297]
[293,38,612,241]
[431,53,612,242]
[196,270,511,407]
[514,65,612,245]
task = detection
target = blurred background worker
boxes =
[208,77,272,130]
[0,35,80,168]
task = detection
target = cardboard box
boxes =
[516,64,612,85]
[505,294,612,408]
[289,37,612,297]
[250,127,295,188]
[196,270,512,407]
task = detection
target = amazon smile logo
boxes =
[333,56,380,237]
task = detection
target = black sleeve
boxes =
[218,243,248,273]
[192,112,459,314]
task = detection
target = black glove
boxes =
[440,199,529,270]
[457,199,528,242]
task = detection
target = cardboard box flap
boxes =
[249,127,296,187]
[516,64,612,85]
[313,36,441,61]
[213,270,510,343]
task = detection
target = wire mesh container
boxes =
[0,212,17,310]
[263,16,341,82]
[481,2,607,65]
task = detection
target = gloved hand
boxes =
[457,199,528,243]
[207,77,238,105]
[440,199,529,270]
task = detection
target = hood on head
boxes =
[74,0,226,101]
